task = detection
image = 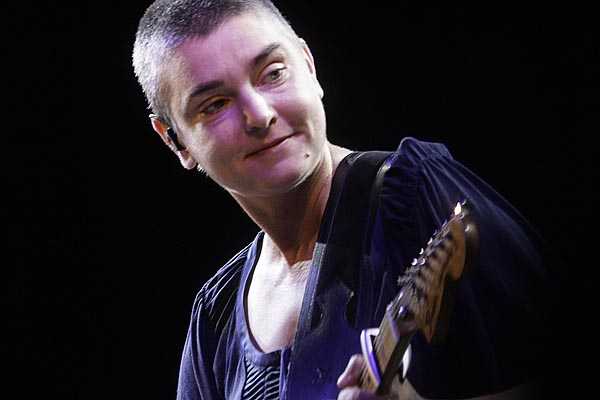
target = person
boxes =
[132,1,553,399]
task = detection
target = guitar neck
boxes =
[359,308,416,394]
[357,201,479,395]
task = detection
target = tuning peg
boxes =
[459,200,468,217]
[411,258,418,266]
[453,202,463,216]
[397,305,406,318]
[427,238,433,245]
[419,248,424,255]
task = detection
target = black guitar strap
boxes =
[284,150,393,400]
[316,151,393,309]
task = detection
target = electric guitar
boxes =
[358,201,479,395]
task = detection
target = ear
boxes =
[299,38,324,99]
[150,116,197,170]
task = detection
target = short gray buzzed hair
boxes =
[132,0,297,127]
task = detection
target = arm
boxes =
[176,289,222,400]
[376,138,553,397]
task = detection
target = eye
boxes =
[200,98,229,117]
[260,65,288,85]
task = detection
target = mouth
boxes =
[245,134,295,158]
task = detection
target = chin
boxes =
[261,166,313,196]
[238,154,319,197]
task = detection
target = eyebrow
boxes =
[183,43,283,113]
[186,79,225,104]
[251,42,282,69]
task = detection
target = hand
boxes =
[337,354,422,400]
[336,354,395,400]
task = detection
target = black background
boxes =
[9,2,598,399]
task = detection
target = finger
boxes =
[337,387,362,400]
[338,387,383,400]
[337,354,365,388]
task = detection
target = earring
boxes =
[166,128,186,151]
[149,114,186,152]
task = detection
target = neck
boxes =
[231,143,352,268]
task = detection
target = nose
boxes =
[241,88,277,136]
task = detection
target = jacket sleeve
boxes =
[176,289,222,400]
[377,137,556,398]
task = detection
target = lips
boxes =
[245,134,294,158]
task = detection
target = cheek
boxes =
[186,124,238,172]
[280,80,326,131]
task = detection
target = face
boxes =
[162,11,327,198]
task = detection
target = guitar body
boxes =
[283,268,360,400]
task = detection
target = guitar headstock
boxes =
[391,201,479,342]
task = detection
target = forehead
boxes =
[165,12,299,97]
[184,10,296,55]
